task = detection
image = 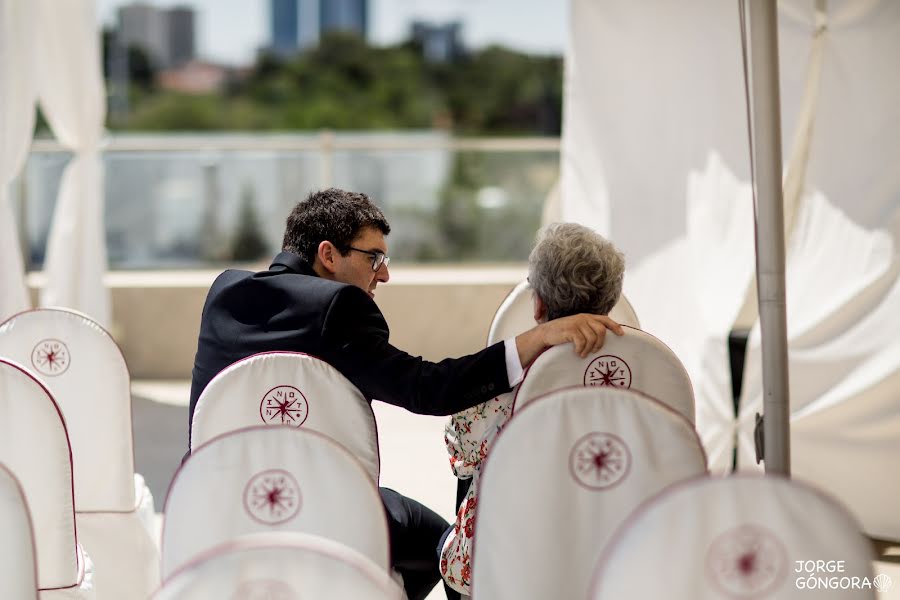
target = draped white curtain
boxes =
[36,0,109,327]
[0,0,37,321]
[561,0,900,538]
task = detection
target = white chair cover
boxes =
[155,531,402,600]
[74,511,159,600]
[470,387,706,600]
[0,359,92,597]
[591,475,877,599]
[513,326,695,423]
[191,351,380,482]
[0,308,138,510]
[0,463,38,600]
[162,426,389,579]
[486,280,640,346]
[0,308,159,599]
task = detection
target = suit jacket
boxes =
[188,251,511,432]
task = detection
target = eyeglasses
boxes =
[346,246,390,271]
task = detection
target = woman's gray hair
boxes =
[528,223,625,321]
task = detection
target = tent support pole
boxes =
[745,0,791,476]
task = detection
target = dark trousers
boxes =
[380,487,461,600]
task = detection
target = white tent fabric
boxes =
[470,387,706,600]
[561,0,900,473]
[736,194,900,541]
[0,0,36,321]
[155,532,402,600]
[0,359,93,597]
[561,0,750,260]
[162,426,389,579]
[513,327,695,424]
[0,463,38,600]
[590,475,876,599]
[34,0,109,328]
[486,280,639,346]
[562,0,900,261]
[626,153,757,472]
[191,351,380,482]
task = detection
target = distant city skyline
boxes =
[96,0,567,65]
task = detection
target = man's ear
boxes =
[533,293,548,323]
[316,241,339,275]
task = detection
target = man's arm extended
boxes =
[515,314,624,367]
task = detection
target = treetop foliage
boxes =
[105,31,563,135]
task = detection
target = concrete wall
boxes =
[30,266,527,379]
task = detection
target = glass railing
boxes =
[13,132,560,269]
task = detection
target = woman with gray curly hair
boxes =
[528,222,625,323]
[439,223,625,597]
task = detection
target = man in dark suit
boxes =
[189,188,621,600]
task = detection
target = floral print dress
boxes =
[439,390,515,594]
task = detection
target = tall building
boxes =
[117,2,196,68]
[118,2,169,67]
[297,0,319,50]
[167,6,195,67]
[411,21,464,64]
[270,0,299,56]
[319,0,367,39]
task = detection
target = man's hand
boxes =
[515,314,625,367]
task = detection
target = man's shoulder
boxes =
[210,268,251,289]
[209,265,344,297]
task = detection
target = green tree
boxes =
[105,33,563,135]
[434,153,484,260]
[230,185,269,261]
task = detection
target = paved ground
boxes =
[132,381,899,600]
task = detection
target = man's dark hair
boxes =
[282,188,391,264]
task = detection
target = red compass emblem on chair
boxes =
[583,354,632,388]
[243,469,301,525]
[31,339,71,376]
[569,432,631,490]
[259,385,309,427]
[706,525,787,597]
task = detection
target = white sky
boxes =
[96,0,568,66]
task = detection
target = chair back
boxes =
[514,326,695,423]
[0,308,136,511]
[0,359,82,590]
[591,475,877,599]
[191,351,379,482]
[155,531,401,600]
[0,463,38,599]
[162,425,389,579]
[487,280,640,345]
[471,386,706,600]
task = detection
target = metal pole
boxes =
[745,0,791,476]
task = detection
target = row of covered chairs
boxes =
[0,286,878,598]
[0,308,159,599]
[0,307,399,598]
[0,359,91,598]
[461,281,874,599]
[466,385,876,599]
[169,283,693,596]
